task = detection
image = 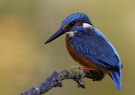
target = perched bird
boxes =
[45,12,122,90]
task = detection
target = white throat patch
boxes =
[66,31,78,37]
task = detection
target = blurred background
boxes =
[0,0,135,95]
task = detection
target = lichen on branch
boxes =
[21,66,105,95]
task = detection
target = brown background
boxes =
[0,0,134,95]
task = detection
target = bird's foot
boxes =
[82,66,91,73]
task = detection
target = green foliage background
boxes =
[0,0,134,95]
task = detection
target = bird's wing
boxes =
[69,28,121,70]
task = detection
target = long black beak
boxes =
[44,27,65,44]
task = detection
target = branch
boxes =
[20,66,105,95]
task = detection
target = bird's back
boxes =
[66,27,122,90]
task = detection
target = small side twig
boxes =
[20,66,105,95]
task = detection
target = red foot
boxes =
[82,67,90,73]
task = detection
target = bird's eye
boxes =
[63,21,76,31]
[69,21,76,27]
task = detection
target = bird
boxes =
[44,12,122,90]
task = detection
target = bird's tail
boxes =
[111,69,122,90]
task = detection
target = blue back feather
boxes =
[69,26,122,90]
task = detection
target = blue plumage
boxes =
[45,12,122,90]
[70,27,120,69]
[61,12,93,27]
[69,26,122,90]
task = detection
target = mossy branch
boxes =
[20,66,105,95]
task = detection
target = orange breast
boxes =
[65,34,111,73]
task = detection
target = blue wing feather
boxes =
[69,27,121,70]
[69,27,122,90]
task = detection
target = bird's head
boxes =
[45,12,93,44]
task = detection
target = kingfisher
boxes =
[45,12,122,90]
